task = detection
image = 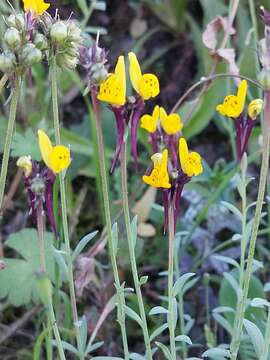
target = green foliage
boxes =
[0,228,55,306]
[11,128,41,160]
[219,269,266,327]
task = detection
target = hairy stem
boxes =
[51,58,83,359]
[120,141,152,360]
[174,240,187,359]
[0,78,20,214]
[168,202,176,360]
[230,90,270,359]
[0,74,8,95]
[48,301,67,360]
[89,90,129,359]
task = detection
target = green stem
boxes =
[174,241,187,359]
[0,78,20,213]
[51,58,83,359]
[0,74,8,94]
[230,90,270,359]
[89,90,129,359]
[48,301,67,360]
[168,202,176,360]
[120,141,152,360]
[37,197,64,359]
[230,156,248,353]
[37,198,46,271]
[260,307,270,360]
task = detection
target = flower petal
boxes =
[139,73,160,100]
[140,105,159,133]
[97,74,125,106]
[143,149,171,189]
[160,107,183,135]
[237,79,247,114]
[128,52,142,95]
[38,129,53,169]
[179,138,189,175]
[115,55,126,101]
[49,145,71,174]
[23,0,50,15]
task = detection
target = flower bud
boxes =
[67,21,81,42]
[66,45,79,58]
[36,271,52,307]
[0,51,16,72]
[4,27,21,49]
[50,21,68,43]
[31,176,45,195]
[22,43,42,65]
[248,99,263,120]
[258,68,270,89]
[17,155,32,177]
[60,54,78,69]
[34,33,48,50]
[91,63,108,85]
[6,14,25,30]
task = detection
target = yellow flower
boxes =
[38,130,71,174]
[140,105,183,135]
[179,138,202,177]
[143,149,171,189]
[248,99,263,120]
[23,0,50,16]
[128,52,160,100]
[17,155,32,177]
[97,55,126,107]
[216,80,247,118]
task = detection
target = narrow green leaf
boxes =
[173,273,196,296]
[149,306,169,316]
[124,305,143,327]
[243,319,264,358]
[150,323,168,341]
[72,231,98,261]
[175,335,192,345]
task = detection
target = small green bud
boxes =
[22,44,42,66]
[91,63,108,85]
[34,33,48,50]
[258,68,270,89]
[67,21,81,42]
[0,51,16,72]
[61,54,78,69]
[50,21,68,43]
[36,271,52,306]
[6,14,25,30]
[30,176,45,194]
[4,27,21,49]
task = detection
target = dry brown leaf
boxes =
[216,48,240,84]
[132,187,157,224]
[137,222,156,238]
[202,16,235,51]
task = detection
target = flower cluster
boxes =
[81,45,160,171]
[17,130,71,235]
[0,0,82,78]
[216,80,263,161]
[82,45,203,232]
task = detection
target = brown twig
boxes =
[0,305,40,344]
[2,169,23,212]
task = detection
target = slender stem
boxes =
[260,307,270,360]
[120,141,152,360]
[230,157,248,352]
[37,198,46,271]
[48,301,67,360]
[174,241,187,359]
[89,90,129,359]
[0,78,20,213]
[168,201,176,360]
[0,74,8,94]
[36,198,65,360]
[230,90,270,359]
[51,58,83,359]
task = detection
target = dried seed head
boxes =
[22,43,42,65]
